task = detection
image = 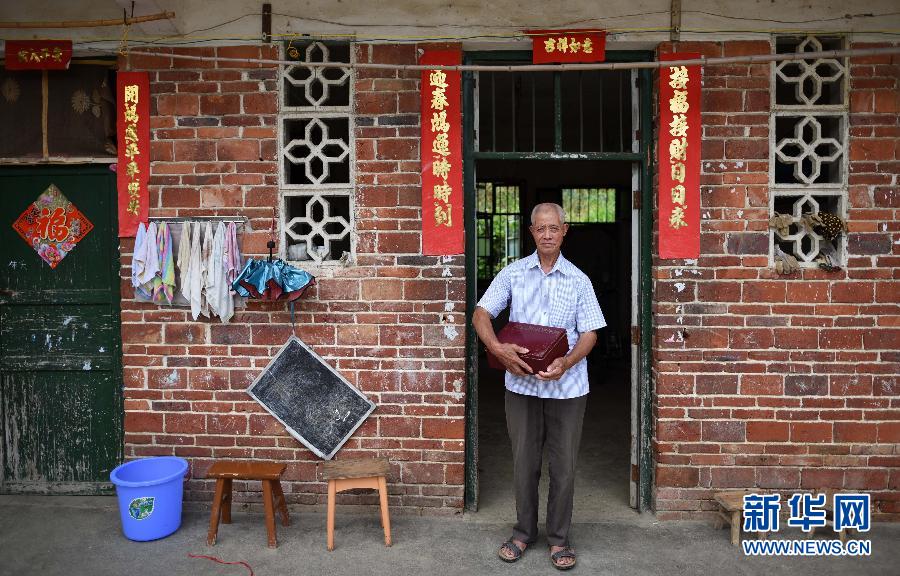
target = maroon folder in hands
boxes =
[486,321,569,374]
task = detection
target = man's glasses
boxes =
[533,225,562,235]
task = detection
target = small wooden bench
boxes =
[206,461,290,549]
[320,457,391,551]
[714,489,856,546]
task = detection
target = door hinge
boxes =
[631,325,641,345]
[632,190,642,210]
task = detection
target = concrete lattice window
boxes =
[279,41,354,264]
[769,35,848,267]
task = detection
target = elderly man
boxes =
[473,202,605,571]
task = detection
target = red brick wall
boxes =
[120,44,467,511]
[653,41,900,520]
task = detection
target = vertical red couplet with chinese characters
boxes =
[5,40,73,70]
[420,49,464,255]
[658,53,701,259]
[527,30,606,64]
[116,72,150,237]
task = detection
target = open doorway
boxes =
[463,51,651,518]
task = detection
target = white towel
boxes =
[131,223,152,300]
[135,221,160,288]
[199,221,212,318]
[188,222,204,320]
[177,221,191,302]
[208,222,235,323]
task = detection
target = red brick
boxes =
[250,324,295,346]
[697,282,741,302]
[377,232,420,254]
[174,140,216,161]
[210,325,251,345]
[200,186,243,208]
[878,422,900,443]
[819,329,863,349]
[200,94,240,115]
[217,139,259,161]
[249,413,285,435]
[844,469,889,490]
[337,324,379,346]
[147,368,187,389]
[165,413,205,434]
[703,91,743,112]
[125,411,164,432]
[405,280,446,301]
[401,462,444,484]
[741,375,783,395]
[380,325,423,346]
[316,279,360,300]
[357,93,397,115]
[164,323,207,345]
[874,89,900,113]
[801,468,844,489]
[696,375,738,394]
[377,138,419,160]
[774,329,818,349]
[864,329,900,350]
[756,467,799,489]
[834,422,878,443]
[702,421,745,442]
[372,44,416,65]
[746,420,789,442]
[724,139,768,159]
[785,375,828,396]
[243,92,277,114]
[206,414,247,435]
[790,422,832,443]
[786,282,829,303]
[656,466,699,488]
[831,282,874,303]
[657,421,701,441]
[122,323,163,344]
[710,467,754,488]
[156,93,199,116]
[422,417,464,439]
[743,281,786,303]
[729,329,774,349]
[362,279,403,300]
[379,416,421,438]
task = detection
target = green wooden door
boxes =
[0,166,122,494]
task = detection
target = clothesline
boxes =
[148,216,247,225]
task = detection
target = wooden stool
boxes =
[206,461,290,549]
[713,490,753,546]
[320,457,391,551]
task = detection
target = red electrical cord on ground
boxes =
[187,553,254,576]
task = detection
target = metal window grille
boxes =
[562,188,617,223]
[476,182,521,279]
[279,41,354,264]
[770,35,849,267]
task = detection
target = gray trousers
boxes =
[505,389,587,548]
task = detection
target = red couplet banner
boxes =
[5,40,73,70]
[528,30,606,64]
[657,53,701,259]
[420,49,464,255]
[116,72,150,238]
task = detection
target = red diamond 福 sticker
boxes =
[12,184,94,269]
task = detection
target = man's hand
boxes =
[491,342,533,376]
[537,356,570,381]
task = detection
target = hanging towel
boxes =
[225,221,242,289]
[131,222,152,300]
[187,222,204,320]
[199,221,213,318]
[206,222,224,318]
[152,223,176,305]
[177,220,192,302]
[208,222,235,323]
[136,221,160,297]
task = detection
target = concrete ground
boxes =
[1,494,898,576]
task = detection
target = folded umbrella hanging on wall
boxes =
[232,208,316,302]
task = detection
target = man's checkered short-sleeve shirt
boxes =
[477,251,606,399]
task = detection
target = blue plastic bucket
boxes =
[110,456,189,541]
